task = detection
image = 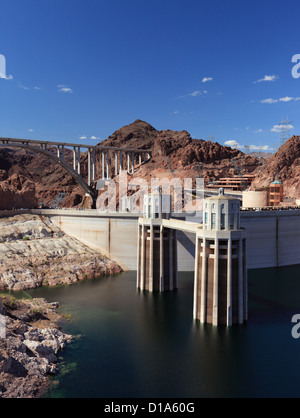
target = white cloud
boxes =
[16,82,41,91]
[58,85,73,93]
[224,140,272,152]
[254,128,263,133]
[271,124,294,133]
[202,77,213,83]
[90,136,100,140]
[253,75,278,83]
[59,87,73,93]
[18,82,30,90]
[28,129,34,132]
[79,136,87,140]
[248,144,270,151]
[178,90,204,98]
[173,110,179,114]
[279,96,300,102]
[189,90,202,97]
[224,140,240,148]
[261,98,278,104]
[260,96,300,104]
[225,140,271,152]
[279,96,294,102]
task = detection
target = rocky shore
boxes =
[0,213,122,397]
[0,214,122,291]
[0,295,73,398]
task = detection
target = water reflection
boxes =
[10,267,300,398]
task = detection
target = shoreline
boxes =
[0,295,73,398]
[0,213,122,291]
[0,213,122,398]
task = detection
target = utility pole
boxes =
[244,145,250,154]
[278,117,293,147]
[207,135,216,143]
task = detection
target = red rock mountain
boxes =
[0,120,259,209]
[251,135,300,198]
[0,147,83,209]
[96,120,258,184]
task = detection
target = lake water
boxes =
[15,266,300,398]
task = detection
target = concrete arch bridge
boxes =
[0,137,152,198]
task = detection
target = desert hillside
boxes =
[0,120,261,209]
[251,135,300,198]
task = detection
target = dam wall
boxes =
[30,210,197,271]
[1,209,300,271]
[240,210,300,269]
[35,210,139,271]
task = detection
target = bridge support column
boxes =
[88,148,91,186]
[92,148,96,181]
[106,151,109,180]
[119,151,122,173]
[137,219,177,292]
[73,148,76,171]
[102,152,105,179]
[131,152,135,174]
[115,152,118,176]
[77,147,81,174]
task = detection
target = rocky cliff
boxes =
[0,295,73,398]
[251,135,300,198]
[98,120,259,183]
[0,214,121,291]
[0,147,84,210]
[0,172,37,210]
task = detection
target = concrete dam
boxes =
[6,206,299,272]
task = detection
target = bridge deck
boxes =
[0,137,152,153]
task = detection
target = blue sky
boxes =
[1,0,300,152]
